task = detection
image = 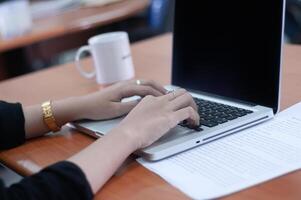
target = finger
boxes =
[172,106,200,127]
[114,100,139,116]
[163,88,187,101]
[141,80,167,95]
[121,85,163,98]
[170,92,198,112]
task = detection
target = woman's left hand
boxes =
[77,80,167,120]
[23,79,166,138]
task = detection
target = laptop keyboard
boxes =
[180,98,253,131]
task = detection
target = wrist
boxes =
[52,96,85,126]
[72,95,95,120]
[110,126,140,152]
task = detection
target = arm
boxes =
[0,101,25,149]
[0,80,169,199]
[0,161,93,200]
[2,80,199,197]
[23,97,83,138]
[68,89,199,193]
[24,81,199,194]
[23,80,167,139]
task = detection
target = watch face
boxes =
[44,110,52,118]
[42,103,52,118]
[42,101,60,131]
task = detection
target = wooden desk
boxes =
[0,0,149,53]
[0,34,301,200]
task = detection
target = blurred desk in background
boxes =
[0,0,149,80]
[1,34,301,199]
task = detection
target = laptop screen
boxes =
[172,1,284,113]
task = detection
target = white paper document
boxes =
[138,102,301,199]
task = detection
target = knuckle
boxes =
[149,80,155,85]
[140,87,149,94]
[165,113,175,128]
[119,80,127,86]
[145,95,154,100]
[187,92,193,98]
[124,83,132,89]
[144,87,154,95]
[184,92,192,99]
[126,86,134,93]
[187,106,194,115]
[158,95,168,103]
[179,88,187,93]
[114,82,123,89]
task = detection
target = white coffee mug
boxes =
[75,32,135,85]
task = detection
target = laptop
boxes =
[72,0,285,161]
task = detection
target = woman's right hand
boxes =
[68,89,199,194]
[115,89,200,150]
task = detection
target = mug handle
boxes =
[75,46,96,79]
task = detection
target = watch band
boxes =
[41,101,61,132]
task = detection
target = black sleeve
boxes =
[0,101,94,199]
[0,161,93,200]
[0,101,26,150]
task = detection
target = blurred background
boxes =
[0,0,301,187]
[0,0,300,82]
[0,0,175,81]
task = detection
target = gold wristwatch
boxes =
[41,101,61,132]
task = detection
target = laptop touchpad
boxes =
[155,126,193,144]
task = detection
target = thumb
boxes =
[116,100,139,116]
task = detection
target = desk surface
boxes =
[1,34,301,199]
[0,0,149,53]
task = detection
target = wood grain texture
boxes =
[0,34,301,199]
[0,0,149,53]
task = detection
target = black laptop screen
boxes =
[172,1,284,113]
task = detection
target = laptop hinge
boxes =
[187,88,257,107]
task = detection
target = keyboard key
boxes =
[200,120,219,127]
[191,97,255,130]
[226,115,238,120]
[233,112,247,117]
[193,126,203,132]
[216,118,228,124]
